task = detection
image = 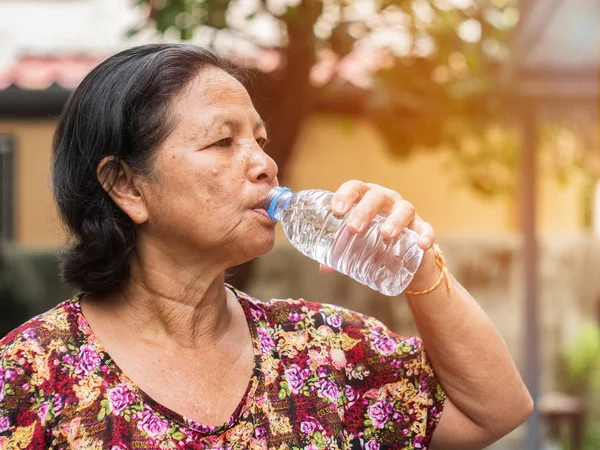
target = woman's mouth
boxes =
[252,208,275,221]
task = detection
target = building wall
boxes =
[286,116,511,235]
[0,120,65,248]
[286,115,585,237]
[1,115,586,249]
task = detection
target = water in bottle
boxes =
[264,187,424,296]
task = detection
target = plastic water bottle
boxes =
[264,187,424,296]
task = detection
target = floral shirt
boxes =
[0,286,445,449]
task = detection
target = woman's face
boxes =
[138,66,278,267]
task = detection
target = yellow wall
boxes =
[288,116,585,236]
[287,116,512,236]
[537,166,585,234]
[0,120,65,248]
[1,114,585,249]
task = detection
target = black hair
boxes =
[52,43,242,296]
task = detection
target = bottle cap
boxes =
[266,186,292,221]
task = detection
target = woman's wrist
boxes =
[404,246,446,295]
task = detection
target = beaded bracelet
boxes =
[405,244,451,295]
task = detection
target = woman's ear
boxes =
[97,157,149,224]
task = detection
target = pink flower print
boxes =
[75,344,101,376]
[251,308,265,321]
[413,436,425,448]
[138,410,169,439]
[37,402,50,425]
[344,385,356,403]
[304,445,319,450]
[326,315,342,328]
[300,420,317,434]
[317,366,328,378]
[186,419,214,434]
[254,426,266,438]
[0,416,9,432]
[330,348,347,370]
[22,328,35,340]
[365,440,380,450]
[307,349,328,367]
[53,394,64,415]
[284,365,310,394]
[371,336,398,356]
[404,336,420,352]
[62,354,74,365]
[367,400,394,429]
[316,379,339,403]
[257,327,276,353]
[289,311,301,322]
[108,385,135,415]
[4,369,16,382]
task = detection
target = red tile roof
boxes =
[0,49,380,91]
[0,55,105,90]
[0,52,283,91]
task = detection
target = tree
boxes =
[130,0,520,287]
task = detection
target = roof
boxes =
[516,0,599,73]
[0,45,383,91]
[513,0,599,99]
[0,48,382,118]
[0,55,106,118]
[0,55,105,90]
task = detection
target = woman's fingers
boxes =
[331,180,370,216]
[412,215,435,250]
[319,264,336,273]
[328,180,435,252]
[347,188,397,233]
[380,200,416,239]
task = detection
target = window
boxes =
[0,136,14,242]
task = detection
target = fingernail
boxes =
[334,201,346,213]
[382,223,395,236]
[349,218,363,231]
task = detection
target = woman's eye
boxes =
[257,137,269,149]
[215,138,232,147]
[213,138,232,147]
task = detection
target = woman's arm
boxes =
[327,180,533,449]
[406,248,533,449]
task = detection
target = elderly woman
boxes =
[0,44,531,449]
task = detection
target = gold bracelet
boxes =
[405,244,451,295]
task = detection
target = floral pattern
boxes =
[0,285,445,449]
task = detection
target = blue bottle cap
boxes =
[267,186,292,221]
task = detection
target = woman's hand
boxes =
[319,180,434,273]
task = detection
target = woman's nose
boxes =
[249,146,278,183]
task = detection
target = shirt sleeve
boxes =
[0,330,49,448]
[319,302,446,448]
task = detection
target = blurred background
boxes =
[0,0,598,448]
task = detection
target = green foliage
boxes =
[129,0,583,198]
[443,122,519,197]
[130,0,232,40]
[130,2,515,142]
[562,322,600,450]
[581,177,595,230]
[564,322,600,392]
